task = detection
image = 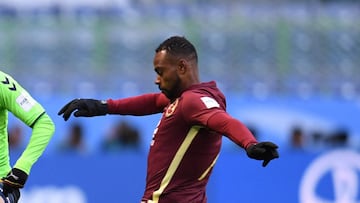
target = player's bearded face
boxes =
[160,74,181,100]
[154,51,183,100]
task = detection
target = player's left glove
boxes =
[246,142,279,167]
[1,168,28,198]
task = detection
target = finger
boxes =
[58,99,78,115]
[62,102,80,121]
[62,108,76,121]
[58,101,73,115]
[263,150,279,167]
[62,113,70,121]
[262,159,270,167]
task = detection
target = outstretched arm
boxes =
[58,93,169,121]
[107,93,169,115]
[207,112,279,167]
[207,111,257,149]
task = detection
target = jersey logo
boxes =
[16,91,36,111]
[165,98,179,117]
[1,76,17,91]
[8,171,19,180]
[200,97,219,109]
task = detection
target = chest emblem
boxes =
[165,98,179,117]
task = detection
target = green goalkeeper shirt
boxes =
[0,71,55,177]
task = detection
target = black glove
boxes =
[246,142,279,167]
[0,183,20,203]
[58,99,108,121]
[1,168,27,202]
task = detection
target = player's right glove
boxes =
[246,142,279,167]
[0,183,20,203]
[1,168,26,203]
[58,99,108,121]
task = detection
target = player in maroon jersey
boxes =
[58,36,279,203]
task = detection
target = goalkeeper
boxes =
[0,71,55,203]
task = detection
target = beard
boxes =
[159,76,182,101]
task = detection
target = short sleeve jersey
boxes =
[142,81,226,203]
[0,71,45,177]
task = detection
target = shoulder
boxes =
[181,90,220,111]
[179,87,224,123]
[0,71,16,99]
[0,71,15,82]
[0,71,19,91]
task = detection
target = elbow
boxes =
[34,113,56,138]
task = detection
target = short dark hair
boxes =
[156,36,198,62]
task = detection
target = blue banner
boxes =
[14,149,360,203]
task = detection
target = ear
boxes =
[177,59,187,74]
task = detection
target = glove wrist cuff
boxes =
[98,100,108,115]
[2,168,28,188]
[245,142,258,150]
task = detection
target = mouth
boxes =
[159,88,169,96]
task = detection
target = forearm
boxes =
[14,113,55,174]
[207,112,257,149]
[107,93,169,115]
[0,136,10,177]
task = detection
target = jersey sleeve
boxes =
[181,92,257,149]
[107,93,169,115]
[0,72,45,126]
[207,112,257,149]
[0,71,55,175]
[181,92,225,126]
[14,113,55,174]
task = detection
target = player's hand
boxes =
[246,142,279,167]
[1,168,27,201]
[58,99,108,121]
[0,183,20,203]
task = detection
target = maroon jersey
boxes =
[107,81,257,203]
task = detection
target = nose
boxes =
[154,76,160,85]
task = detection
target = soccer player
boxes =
[58,36,279,203]
[0,71,55,203]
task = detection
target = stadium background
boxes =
[1,0,360,202]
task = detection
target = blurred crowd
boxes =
[7,119,355,156]
[8,119,141,155]
[0,1,359,100]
